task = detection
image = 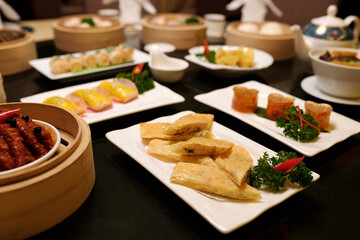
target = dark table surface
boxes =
[3,39,360,240]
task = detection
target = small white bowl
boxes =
[149,47,189,83]
[0,120,61,176]
[309,47,360,98]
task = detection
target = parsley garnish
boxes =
[276,106,320,142]
[185,17,199,24]
[196,50,216,64]
[81,17,95,27]
[116,70,155,94]
[249,151,314,191]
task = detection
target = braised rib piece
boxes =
[0,135,15,171]
[26,117,54,151]
[0,123,35,167]
[13,116,48,158]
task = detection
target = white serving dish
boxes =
[185,45,273,77]
[29,48,149,80]
[106,111,320,234]
[20,79,184,124]
[308,47,360,98]
[194,80,360,157]
[149,47,189,83]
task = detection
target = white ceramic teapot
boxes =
[291,5,359,61]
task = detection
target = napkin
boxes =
[103,0,157,25]
[226,0,283,22]
[0,0,21,29]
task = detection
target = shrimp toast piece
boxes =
[170,162,261,200]
[214,145,253,186]
[147,139,216,165]
[163,113,214,136]
[140,122,214,141]
[172,137,234,155]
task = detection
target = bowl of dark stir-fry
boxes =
[309,47,360,98]
[0,107,60,176]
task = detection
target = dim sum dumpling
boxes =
[96,81,138,103]
[68,89,113,112]
[43,96,86,115]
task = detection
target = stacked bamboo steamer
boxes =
[0,29,37,75]
[53,14,125,52]
[226,21,295,61]
[0,103,95,239]
[142,13,206,50]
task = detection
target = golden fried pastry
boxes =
[170,162,261,200]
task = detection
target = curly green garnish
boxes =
[249,151,314,191]
[276,106,320,142]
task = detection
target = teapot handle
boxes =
[344,15,360,46]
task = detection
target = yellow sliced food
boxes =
[73,89,112,111]
[214,145,253,186]
[170,162,261,200]
[99,81,138,103]
[172,137,234,155]
[43,96,85,115]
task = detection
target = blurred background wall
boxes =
[1,0,358,28]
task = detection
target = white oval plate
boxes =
[185,45,274,77]
[0,119,61,176]
[301,75,360,106]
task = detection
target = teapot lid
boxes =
[311,5,347,27]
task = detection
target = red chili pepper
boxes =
[203,40,210,56]
[131,63,144,75]
[297,105,303,128]
[274,155,305,172]
[131,63,144,81]
[0,108,20,124]
[293,113,321,131]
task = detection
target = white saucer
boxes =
[301,75,360,106]
[144,43,176,53]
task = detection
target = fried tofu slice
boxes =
[140,122,215,141]
[170,162,261,200]
[163,113,214,136]
[214,146,253,186]
[140,122,171,139]
[147,139,216,166]
[172,137,234,155]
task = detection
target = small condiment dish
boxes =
[309,47,360,98]
[149,46,189,83]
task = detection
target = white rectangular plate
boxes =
[29,48,150,80]
[20,80,184,124]
[194,80,360,156]
[105,111,320,234]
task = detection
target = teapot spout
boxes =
[291,24,310,61]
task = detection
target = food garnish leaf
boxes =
[81,17,95,27]
[185,17,199,24]
[249,151,314,191]
[116,70,155,94]
[276,106,320,142]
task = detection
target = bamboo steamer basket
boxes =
[0,102,95,239]
[142,13,206,50]
[53,14,125,52]
[0,30,37,75]
[226,21,295,61]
